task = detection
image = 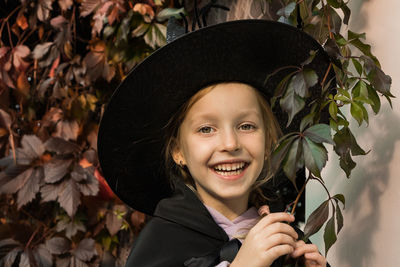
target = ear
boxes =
[171,139,186,166]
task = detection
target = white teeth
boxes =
[213,162,246,172]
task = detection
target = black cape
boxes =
[126,179,312,267]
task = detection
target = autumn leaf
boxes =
[33,244,53,267]
[80,0,102,17]
[106,205,127,236]
[54,120,80,141]
[83,41,115,82]
[44,159,73,183]
[16,11,28,30]
[58,0,73,11]
[17,167,44,208]
[12,45,30,72]
[45,237,71,255]
[72,238,97,262]
[37,0,54,22]
[58,178,81,217]
[304,200,329,239]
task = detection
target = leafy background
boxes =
[0,0,393,266]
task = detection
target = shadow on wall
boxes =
[337,106,400,267]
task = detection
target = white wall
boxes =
[307,0,400,266]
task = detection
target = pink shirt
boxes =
[205,205,260,266]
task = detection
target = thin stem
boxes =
[311,175,331,199]
[0,5,21,42]
[291,176,310,215]
[321,62,332,88]
[6,21,13,48]
[25,227,40,249]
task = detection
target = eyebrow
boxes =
[187,109,262,124]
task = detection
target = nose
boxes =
[219,128,240,152]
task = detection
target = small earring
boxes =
[179,160,184,167]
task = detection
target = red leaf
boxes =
[105,205,127,236]
[12,45,30,72]
[72,238,96,262]
[80,0,102,17]
[32,42,53,60]
[44,137,80,155]
[20,135,45,159]
[37,0,53,22]
[16,12,28,30]
[53,120,79,141]
[58,0,73,12]
[45,237,71,255]
[58,178,81,217]
[16,72,30,96]
[17,167,44,208]
[49,55,60,78]
[304,200,330,238]
[33,244,53,267]
[0,168,34,194]
[94,169,115,200]
[41,183,63,202]
[131,210,146,234]
[3,247,23,267]
[44,159,73,183]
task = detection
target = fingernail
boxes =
[258,205,270,216]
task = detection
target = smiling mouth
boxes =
[211,162,249,177]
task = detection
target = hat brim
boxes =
[97,20,334,215]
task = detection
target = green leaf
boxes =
[303,124,334,145]
[367,84,381,114]
[300,112,315,132]
[333,193,346,207]
[290,69,318,98]
[280,80,306,127]
[302,137,328,178]
[337,87,351,99]
[301,50,317,66]
[341,4,351,25]
[304,200,330,239]
[361,56,393,96]
[271,71,298,107]
[277,2,296,18]
[324,38,341,61]
[333,127,367,157]
[350,102,364,126]
[351,58,363,76]
[350,38,379,66]
[144,23,166,49]
[156,7,186,21]
[329,101,338,121]
[323,215,337,255]
[335,202,344,234]
[270,135,298,174]
[348,30,366,41]
[327,0,342,8]
[282,138,303,186]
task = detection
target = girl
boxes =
[98,19,333,266]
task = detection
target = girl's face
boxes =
[173,83,267,209]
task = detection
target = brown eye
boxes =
[199,126,214,134]
[239,124,255,131]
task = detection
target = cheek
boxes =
[182,136,215,166]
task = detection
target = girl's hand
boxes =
[230,212,298,267]
[290,240,327,267]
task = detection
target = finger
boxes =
[258,205,270,216]
[264,222,299,240]
[304,252,326,266]
[292,243,319,258]
[253,212,295,232]
[263,233,297,251]
[264,244,295,261]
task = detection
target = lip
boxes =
[209,163,250,181]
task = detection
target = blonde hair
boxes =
[163,82,282,208]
